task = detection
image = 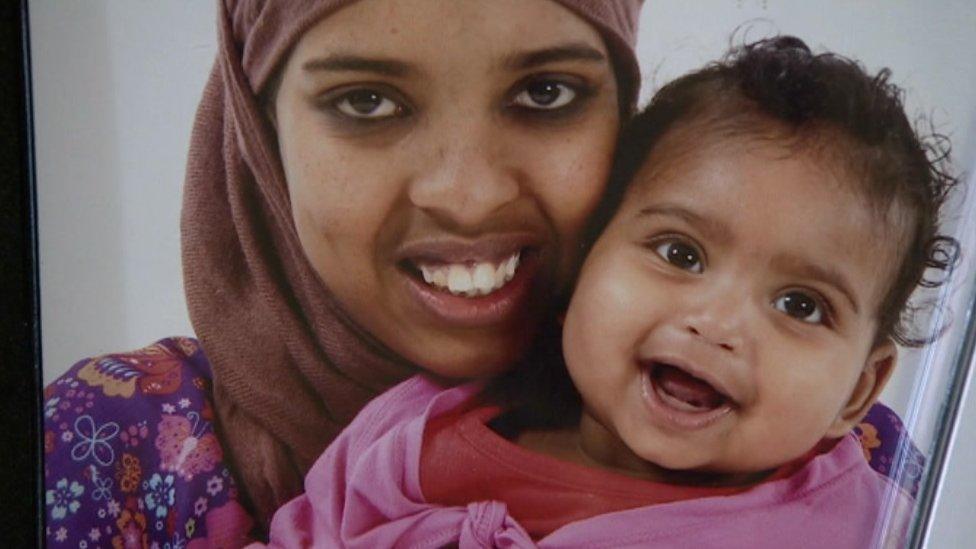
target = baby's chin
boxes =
[654,461,777,488]
[624,442,784,487]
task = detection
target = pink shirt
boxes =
[261,376,914,548]
[419,403,788,539]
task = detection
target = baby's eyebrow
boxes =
[636,204,733,245]
[772,254,860,314]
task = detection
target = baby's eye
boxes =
[653,239,704,273]
[773,291,825,324]
[511,80,578,110]
[332,89,406,119]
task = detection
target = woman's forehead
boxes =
[290,0,610,72]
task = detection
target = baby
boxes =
[262,36,957,548]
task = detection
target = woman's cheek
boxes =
[548,152,616,275]
[523,111,617,215]
[295,144,398,225]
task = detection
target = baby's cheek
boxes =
[569,277,621,344]
[563,280,619,385]
[757,394,837,457]
[567,261,651,387]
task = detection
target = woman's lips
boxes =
[401,250,539,327]
[396,235,544,328]
[640,360,734,431]
[396,233,541,264]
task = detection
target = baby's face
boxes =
[563,133,900,478]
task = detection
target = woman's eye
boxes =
[773,291,825,324]
[653,240,703,273]
[511,80,577,110]
[332,89,404,119]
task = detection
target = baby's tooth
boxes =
[505,255,517,278]
[447,265,473,294]
[473,263,495,294]
[420,265,433,284]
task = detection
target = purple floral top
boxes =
[43,338,924,547]
[43,338,253,548]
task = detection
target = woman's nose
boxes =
[407,123,519,229]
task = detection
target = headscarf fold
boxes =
[181,0,644,532]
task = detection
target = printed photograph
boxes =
[31,1,976,547]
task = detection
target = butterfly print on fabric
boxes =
[155,411,222,481]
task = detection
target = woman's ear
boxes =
[825,338,897,438]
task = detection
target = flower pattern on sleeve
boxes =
[44,338,255,548]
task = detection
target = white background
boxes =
[31,1,976,545]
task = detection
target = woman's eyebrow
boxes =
[302,54,416,77]
[502,42,607,70]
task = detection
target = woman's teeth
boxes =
[418,252,520,297]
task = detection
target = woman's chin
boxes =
[404,334,533,381]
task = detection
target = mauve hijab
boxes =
[181,0,644,530]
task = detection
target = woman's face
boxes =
[274,0,620,377]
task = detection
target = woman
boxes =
[44,0,643,545]
[42,1,916,546]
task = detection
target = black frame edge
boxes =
[0,0,43,546]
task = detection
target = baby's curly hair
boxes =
[591,35,960,347]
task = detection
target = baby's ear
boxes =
[825,338,897,438]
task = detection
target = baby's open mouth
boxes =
[400,249,526,297]
[648,361,729,413]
